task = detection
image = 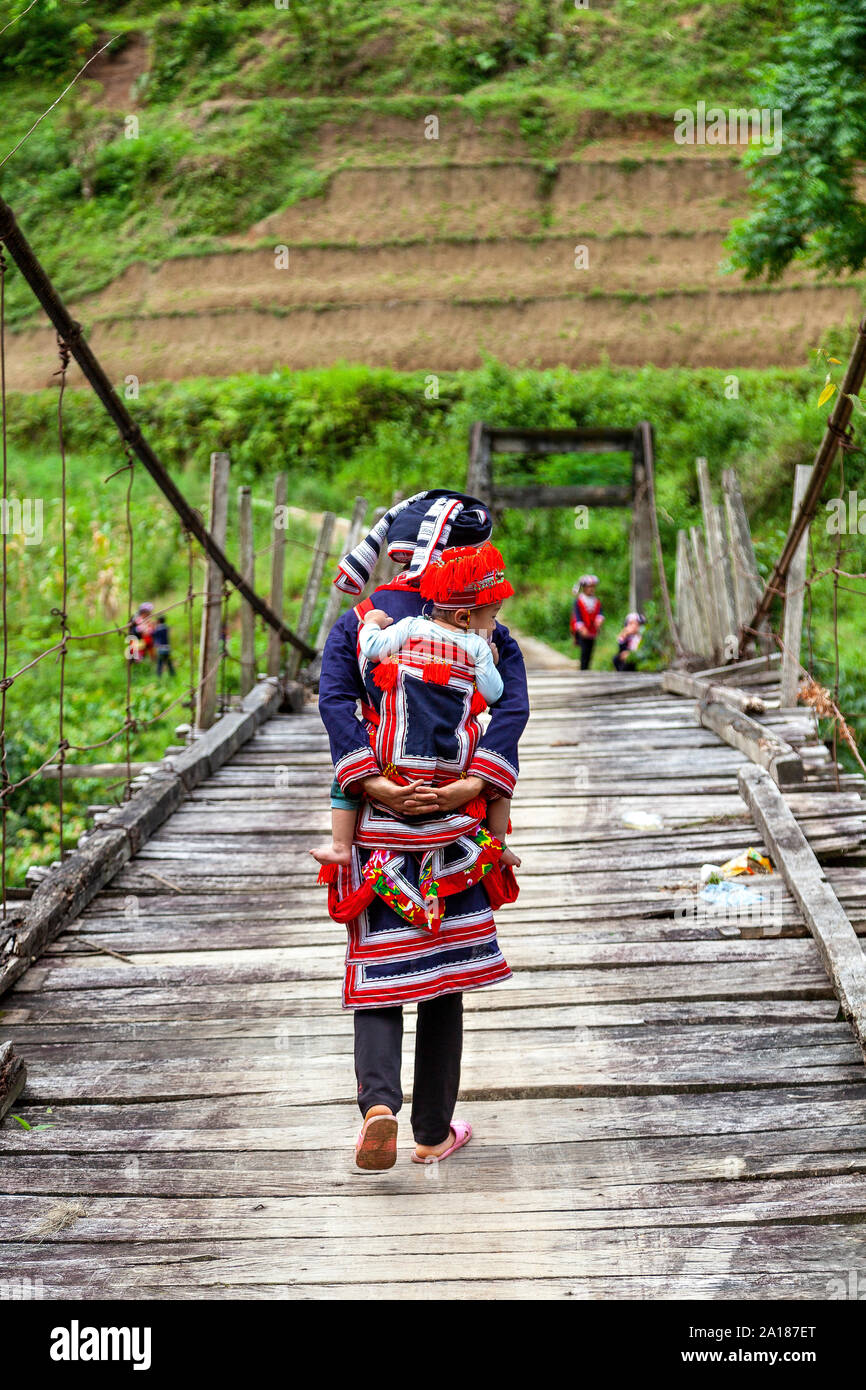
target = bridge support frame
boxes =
[466,421,657,613]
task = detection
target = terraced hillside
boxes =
[4,2,863,386]
[10,127,864,389]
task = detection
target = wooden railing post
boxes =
[315,495,367,651]
[780,464,813,707]
[697,457,737,660]
[722,468,765,650]
[267,474,288,678]
[286,511,336,679]
[238,485,256,697]
[466,422,493,504]
[196,452,230,731]
[688,525,717,660]
[629,429,654,613]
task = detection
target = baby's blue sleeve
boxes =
[471,636,504,704]
[358,615,413,662]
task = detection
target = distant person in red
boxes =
[570,575,603,670]
[126,602,155,665]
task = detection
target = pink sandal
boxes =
[411,1119,472,1164]
[355,1112,398,1171]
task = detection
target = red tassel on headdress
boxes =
[423,661,452,685]
[419,541,514,608]
[470,689,487,715]
[372,661,399,690]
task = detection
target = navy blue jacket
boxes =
[318,581,529,799]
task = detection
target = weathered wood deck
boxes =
[3,667,866,1299]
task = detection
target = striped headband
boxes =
[334,491,465,596]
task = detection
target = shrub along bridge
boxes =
[2,195,866,1298]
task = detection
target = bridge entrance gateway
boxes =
[2,191,866,1298]
[466,419,656,614]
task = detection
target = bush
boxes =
[0,0,94,75]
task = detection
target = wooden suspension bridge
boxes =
[3,659,866,1297]
[2,195,866,1299]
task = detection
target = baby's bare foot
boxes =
[501,846,521,868]
[311,843,353,866]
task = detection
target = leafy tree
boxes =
[0,0,94,74]
[726,0,866,279]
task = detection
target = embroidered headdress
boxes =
[419,541,513,609]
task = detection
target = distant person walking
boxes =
[153,614,175,678]
[570,575,604,670]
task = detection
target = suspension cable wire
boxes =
[0,243,8,918]
[0,587,212,689]
[54,333,71,859]
[0,641,241,807]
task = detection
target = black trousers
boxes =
[577,636,595,670]
[353,992,463,1146]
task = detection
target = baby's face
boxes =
[470,602,502,636]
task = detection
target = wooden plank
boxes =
[4,1224,866,1285]
[7,1173,866,1242]
[781,463,813,706]
[486,426,635,454]
[466,420,493,504]
[661,669,766,714]
[697,457,736,659]
[698,700,805,785]
[493,484,631,509]
[722,468,764,643]
[41,763,149,780]
[688,525,719,662]
[0,1041,26,1121]
[739,764,866,1058]
[675,529,702,656]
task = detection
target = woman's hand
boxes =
[434,775,486,812]
[362,775,438,816]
